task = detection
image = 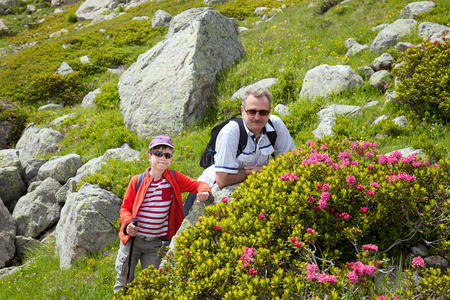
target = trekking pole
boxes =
[125,218,138,288]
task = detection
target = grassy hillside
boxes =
[0,0,448,298]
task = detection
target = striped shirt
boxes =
[136,177,173,238]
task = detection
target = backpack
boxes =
[135,169,176,192]
[199,113,277,169]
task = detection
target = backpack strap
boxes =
[267,119,277,158]
[234,118,248,157]
[136,170,177,192]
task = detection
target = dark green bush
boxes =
[23,72,86,106]
[392,39,450,123]
[110,21,166,46]
[315,0,341,14]
[216,0,298,20]
[67,12,77,24]
[121,138,448,298]
[0,100,29,147]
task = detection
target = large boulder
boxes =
[0,0,17,14]
[55,184,121,269]
[0,167,26,210]
[22,158,46,185]
[16,126,63,164]
[417,22,450,43]
[231,78,279,101]
[37,153,82,184]
[0,199,15,268]
[299,64,364,99]
[369,70,391,91]
[12,177,62,238]
[371,19,417,53]
[345,38,368,56]
[372,52,394,71]
[118,7,245,138]
[400,1,436,19]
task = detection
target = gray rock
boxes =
[27,181,41,193]
[81,88,101,108]
[357,66,375,80]
[22,158,46,184]
[16,126,63,163]
[51,0,80,8]
[384,90,398,104]
[107,65,124,74]
[0,199,15,268]
[238,26,248,34]
[372,52,394,71]
[13,177,61,238]
[274,104,289,116]
[160,183,239,268]
[79,55,90,64]
[371,24,388,32]
[312,104,361,139]
[254,7,269,15]
[300,64,364,99]
[55,183,121,269]
[26,4,35,13]
[132,16,149,21]
[15,236,40,258]
[345,38,368,56]
[50,113,75,127]
[102,146,140,162]
[49,28,68,39]
[76,0,120,21]
[231,78,278,101]
[373,115,388,125]
[37,153,82,184]
[0,167,26,208]
[424,255,448,269]
[393,115,408,127]
[386,147,426,159]
[312,117,336,139]
[204,0,229,4]
[0,149,21,170]
[400,1,436,19]
[417,22,449,43]
[152,9,171,27]
[411,244,428,257]
[55,177,77,204]
[371,19,417,53]
[363,100,379,108]
[369,70,391,91]
[118,7,245,138]
[55,62,74,75]
[38,103,63,112]
[0,0,17,14]
[0,19,9,34]
[396,42,414,52]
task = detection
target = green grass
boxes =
[0,0,448,298]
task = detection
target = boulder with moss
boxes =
[0,166,26,211]
[118,7,245,138]
[0,198,15,268]
[371,19,417,53]
[400,1,436,19]
[37,153,82,184]
[16,126,63,164]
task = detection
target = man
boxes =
[197,87,296,189]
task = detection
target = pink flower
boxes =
[307,228,316,234]
[214,225,222,231]
[376,261,382,266]
[249,268,258,275]
[258,213,266,220]
[365,151,373,158]
[360,207,368,214]
[307,264,318,274]
[347,271,359,283]
[341,212,350,219]
[326,275,337,283]
[370,182,380,189]
[320,144,327,151]
[351,160,359,166]
[412,256,425,268]
[294,241,303,248]
[322,183,330,191]
[346,175,356,186]
[367,190,375,196]
[186,250,190,255]
[308,195,315,203]
[306,140,316,146]
[433,164,439,168]
[320,191,330,201]
[316,183,322,190]
[364,264,376,276]
[378,155,388,164]
[221,197,229,203]
[290,237,297,243]
[356,184,364,191]
[378,296,386,300]
[362,244,378,252]
[318,199,328,209]
[368,165,374,170]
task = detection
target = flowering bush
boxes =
[120,138,448,298]
[392,39,449,123]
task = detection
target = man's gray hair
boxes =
[243,87,272,107]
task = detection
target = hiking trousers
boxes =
[113,237,162,293]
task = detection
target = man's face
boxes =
[241,94,271,136]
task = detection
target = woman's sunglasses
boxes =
[152,151,173,159]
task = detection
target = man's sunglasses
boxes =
[245,109,270,116]
[152,151,173,159]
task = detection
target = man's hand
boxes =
[196,191,210,203]
[243,166,262,175]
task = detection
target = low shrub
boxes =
[315,0,341,15]
[110,21,166,46]
[0,100,29,147]
[94,79,120,109]
[120,138,448,298]
[392,39,450,123]
[216,0,300,20]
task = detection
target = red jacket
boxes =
[119,168,210,244]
